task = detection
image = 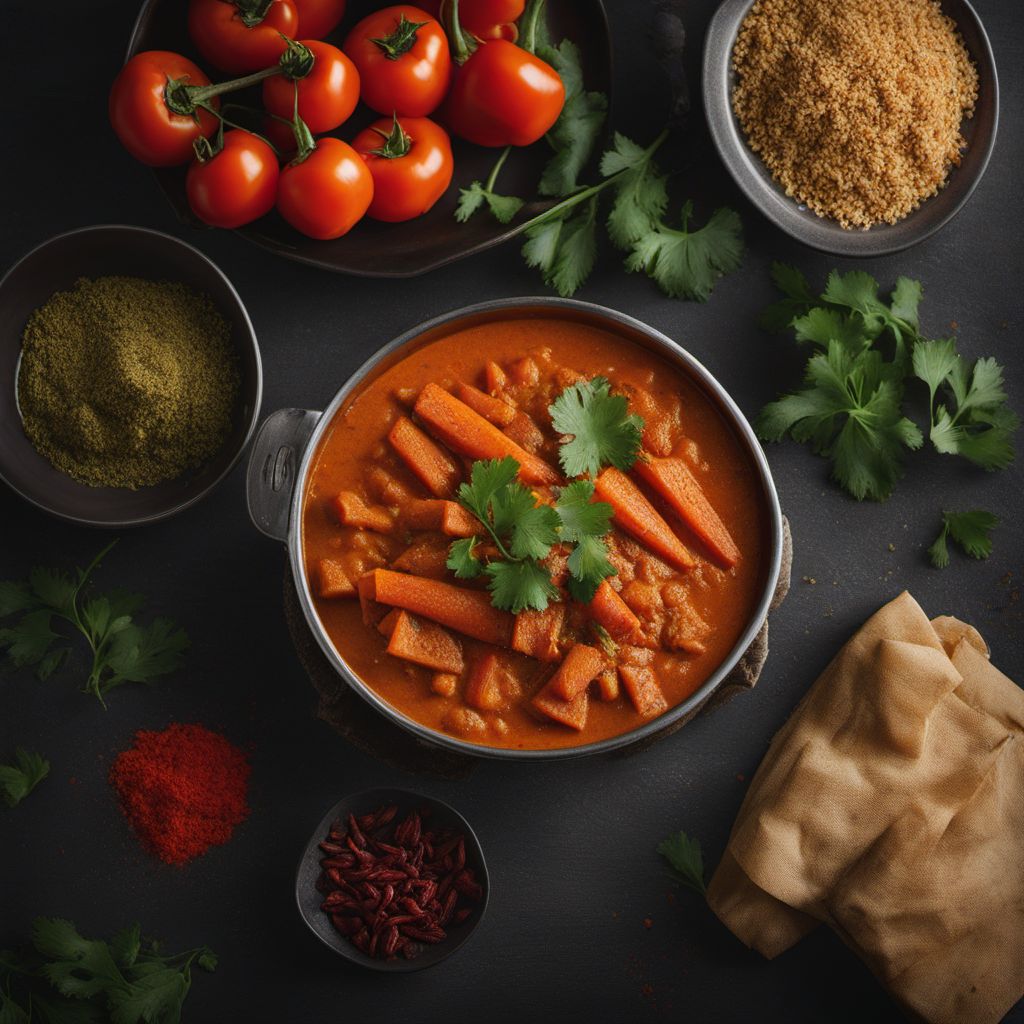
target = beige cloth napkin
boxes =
[706,591,1024,1024]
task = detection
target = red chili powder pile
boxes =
[110,723,250,865]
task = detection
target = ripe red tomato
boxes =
[277,137,374,239]
[186,130,280,228]
[352,116,453,222]
[445,39,564,147]
[460,0,524,38]
[263,40,359,134]
[188,0,299,75]
[109,51,220,167]
[343,6,450,117]
[292,0,347,38]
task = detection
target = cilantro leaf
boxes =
[485,559,559,613]
[624,202,744,302]
[602,132,668,248]
[928,510,999,568]
[101,620,189,694]
[455,180,524,225]
[549,377,644,477]
[446,537,483,580]
[537,39,608,197]
[657,830,706,896]
[565,535,616,603]
[555,480,613,541]
[758,262,816,332]
[457,457,520,526]
[0,748,49,808]
[522,195,598,298]
[508,504,561,561]
[108,969,188,1024]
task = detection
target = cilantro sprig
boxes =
[757,265,1018,503]
[657,830,707,897]
[928,510,999,569]
[0,542,188,707]
[0,748,49,808]
[0,918,216,1024]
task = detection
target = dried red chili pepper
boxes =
[109,722,250,865]
[318,804,483,960]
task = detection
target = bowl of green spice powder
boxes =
[0,224,262,525]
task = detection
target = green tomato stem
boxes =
[485,146,512,192]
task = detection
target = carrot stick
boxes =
[333,491,395,533]
[532,681,589,730]
[618,665,669,719]
[403,499,479,537]
[316,558,355,599]
[465,651,505,711]
[484,360,507,395]
[593,468,695,571]
[388,416,461,498]
[356,572,388,627]
[511,604,565,662]
[596,668,619,702]
[377,608,401,637]
[414,383,558,486]
[386,611,465,674]
[391,538,451,578]
[547,643,607,700]
[454,383,517,426]
[370,569,513,646]
[588,580,641,641]
[634,456,740,568]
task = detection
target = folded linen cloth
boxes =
[706,592,1024,1024]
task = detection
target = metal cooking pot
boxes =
[246,298,783,761]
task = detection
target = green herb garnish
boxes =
[0,918,216,1023]
[0,748,49,808]
[555,480,617,603]
[928,510,999,569]
[657,830,707,896]
[0,542,188,707]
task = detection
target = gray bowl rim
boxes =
[0,223,264,527]
[272,296,784,761]
[294,786,489,972]
[702,0,1000,258]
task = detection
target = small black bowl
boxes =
[0,224,262,526]
[295,788,489,972]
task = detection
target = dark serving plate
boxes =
[295,788,489,972]
[124,0,611,277]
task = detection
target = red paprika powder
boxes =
[110,723,250,865]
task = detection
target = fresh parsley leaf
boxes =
[537,39,608,197]
[522,195,598,298]
[0,749,49,808]
[549,377,644,478]
[484,559,559,614]
[657,830,707,896]
[446,537,483,580]
[820,270,919,363]
[928,510,999,568]
[0,544,188,706]
[455,180,524,224]
[624,202,744,302]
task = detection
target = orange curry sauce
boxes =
[302,315,768,750]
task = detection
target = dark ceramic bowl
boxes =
[0,225,262,526]
[295,788,489,972]
[124,0,611,277]
[703,0,998,257]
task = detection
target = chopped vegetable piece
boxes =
[548,643,607,700]
[414,383,559,485]
[485,360,507,394]
[317,558,355,599]
[386,611,465,674]
[404,499,480,537]
[588,579,641,640]
[465,651,505,711]
[511,604,565,662]
[634,456,740,568]
[388,416,461,497]
[357,572,389,626]
[593,468,695,571]
[618,664,668,718]
[392,538,451,578]
[334,491,395,532]
[370,569,514,646]
[532,680,589,730]
[455,382,517,426]
[431,672,459,697]
[377,608,401,637]
[596,668,619,701]
[663,602,709,655]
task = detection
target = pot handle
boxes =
[246,408,321,542]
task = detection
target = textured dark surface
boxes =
[1,2,1022,1022]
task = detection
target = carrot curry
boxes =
[302,315,768,750]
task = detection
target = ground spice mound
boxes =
[110,723,250,865]
[731,0,978,228]
[18,276,239,489]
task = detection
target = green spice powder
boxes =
[18,276,239,490]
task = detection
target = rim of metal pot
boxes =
[286,297,784,761]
